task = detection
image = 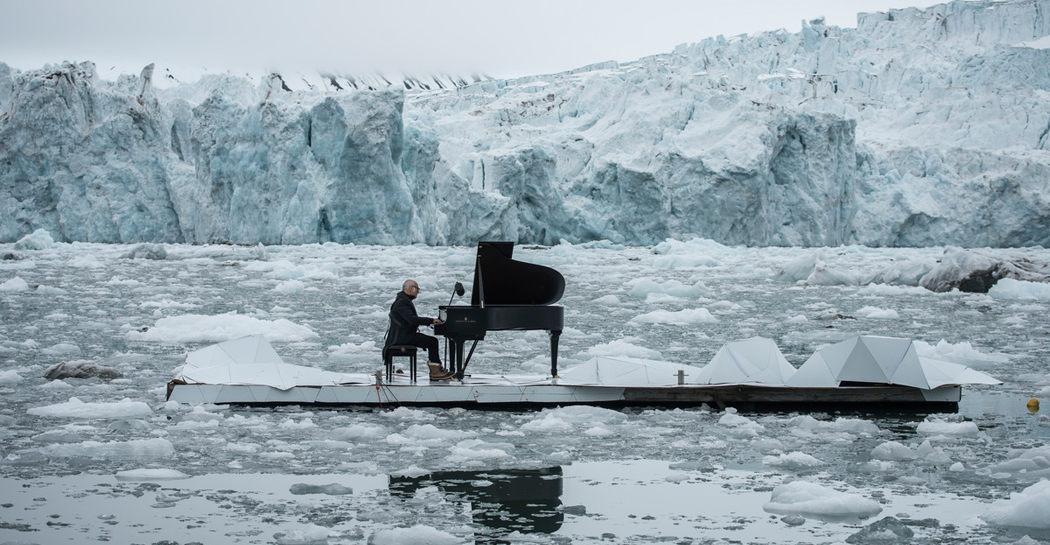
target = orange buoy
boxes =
[1028,398,1040,413]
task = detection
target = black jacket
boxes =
[384,291,433,349]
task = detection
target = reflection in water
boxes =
[390,467,563,542]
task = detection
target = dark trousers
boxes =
[409,332,442,365]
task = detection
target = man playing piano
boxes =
[384,279,454,381]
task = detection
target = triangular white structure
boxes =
[694,337,798,385]
[559,356,706,387]
[786,336,1001,389]
[177,335,346,390]
[184,335,284,369]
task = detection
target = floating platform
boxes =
[165,334,998,411]
[166,372,964,411]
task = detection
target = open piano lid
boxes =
[471,242,565,306]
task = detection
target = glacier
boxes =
[1,0,1049,246]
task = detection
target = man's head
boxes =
[402,279,420,299]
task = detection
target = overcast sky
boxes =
[1,0,940,80]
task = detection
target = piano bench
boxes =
[383,345,418,383]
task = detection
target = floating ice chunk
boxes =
[327,340,380,361]
[858,283,930,295]
[35,285,67,294]
[752,438,785,453]
[545,405,628,425]
[583,338,662,360]
[0,276,29,292]
[121,243,168,260]
[652,237,730,258]
[846,517,915,542]
[989,279,1050,302]
[627,278,709,299]
[273,524,332,545]
[774,252,825,283]
[43,438,175,458]
[447,439,513,463]
[992,446,1050,477]
[181,405,225,422]
[41,342,81,355]
[225,442,261,454]
[279,418,316,430]
[719,408,765,433]
[916,439,954,465]
[40,379,73,389]
[380,407,432,421]
[652,254,720,268]
[867,259,936,286]
[115,468,189,481]
[32,428,83,443]
[870,441,918,461]
[127,312,318,343]
[289,483,352,495]
[763,451,826,468]
[13,228,55,250]
[0,370,23,386]
[805,262,859,286]
[665,471,690,483]
[788,416,881,436]
[981,479,1050,529]
[855,306,900,319]
[774,253,858,286]
[584,425,614,436]
[914,339,1010,365]
[593,294,621,305]
[274,279,305,294]
[917,418,979,435]
[140,299,197,310]
[629,308,717,325]
[401,424,476,441]
[763,480,882,520]
[917,248,1040,293]
[950,462,965,472]
[27,397,153,419]
[331,423,388,440]
[393,465,430,478]
[368,525,459,545]
[521,413,572,432]
[70,254,104,268]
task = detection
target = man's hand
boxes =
[433,318,443,324]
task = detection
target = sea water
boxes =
[1,241,1048,543]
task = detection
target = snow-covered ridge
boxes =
[1,0,1049,246]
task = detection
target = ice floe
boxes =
[27,397,153,419]
[762,480,882,520]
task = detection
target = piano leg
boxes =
[549,330,561,378]
[451,340,465,380]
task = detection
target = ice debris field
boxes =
[1,238,1049,544]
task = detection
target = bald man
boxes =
[383,279,453,381]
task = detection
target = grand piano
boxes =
[434,241,565,379]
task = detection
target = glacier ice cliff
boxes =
[1,0,1049,246]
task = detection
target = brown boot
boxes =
[428,362,453,381]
